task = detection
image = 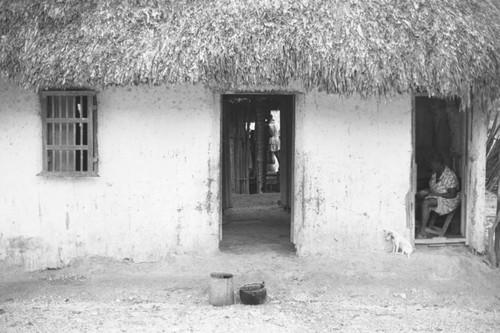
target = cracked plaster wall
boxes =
[293,92,413,255]
[0,81,220,270]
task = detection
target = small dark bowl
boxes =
[239,282,267,305]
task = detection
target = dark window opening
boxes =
[40,91,98,176]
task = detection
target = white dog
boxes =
[383,229,413,259]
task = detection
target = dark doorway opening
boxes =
[220,94,295,253]
[414,96,466,241]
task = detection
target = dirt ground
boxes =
[1,247,500,333]
[1,200,500,332]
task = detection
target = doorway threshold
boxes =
[415,237,466,246]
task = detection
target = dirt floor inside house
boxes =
[1,201,500,332]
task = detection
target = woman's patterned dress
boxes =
[429,166,460,215]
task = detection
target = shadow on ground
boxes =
[220,205,295,255]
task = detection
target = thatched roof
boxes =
[1,0,500,102]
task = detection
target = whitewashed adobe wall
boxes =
[0,81,221,270]
[293,92,413,255]
[0,78,489,268]
[466,99,488,253]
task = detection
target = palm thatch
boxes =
[1,0,500,102]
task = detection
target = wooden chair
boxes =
[425,198,461,237]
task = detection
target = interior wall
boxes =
[0,80,220,270]
[222,95,293,203]
[293,92,412,255]
[415,97,464,181]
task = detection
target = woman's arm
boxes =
[428,187,458,199]
[417,189,430,199]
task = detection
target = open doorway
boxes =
[414,96,467,243]
[220,94,295,253]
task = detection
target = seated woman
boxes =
[416,152,460,239]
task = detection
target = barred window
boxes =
[40,91,98,176]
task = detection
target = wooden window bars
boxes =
[39,91,98,176]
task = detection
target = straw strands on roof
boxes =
[1,0,500,101]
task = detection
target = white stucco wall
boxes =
[293,92,413,255]
[0,78,490,267]
[466,99,488,253]
[0,80,220,270]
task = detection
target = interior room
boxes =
[220,94,295,254]
[414,96,466,240]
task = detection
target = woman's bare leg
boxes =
[419,197,438,237]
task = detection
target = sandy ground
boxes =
[1,246,500,332]
[1,200,500,332]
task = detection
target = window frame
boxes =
[38,90,99,177]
